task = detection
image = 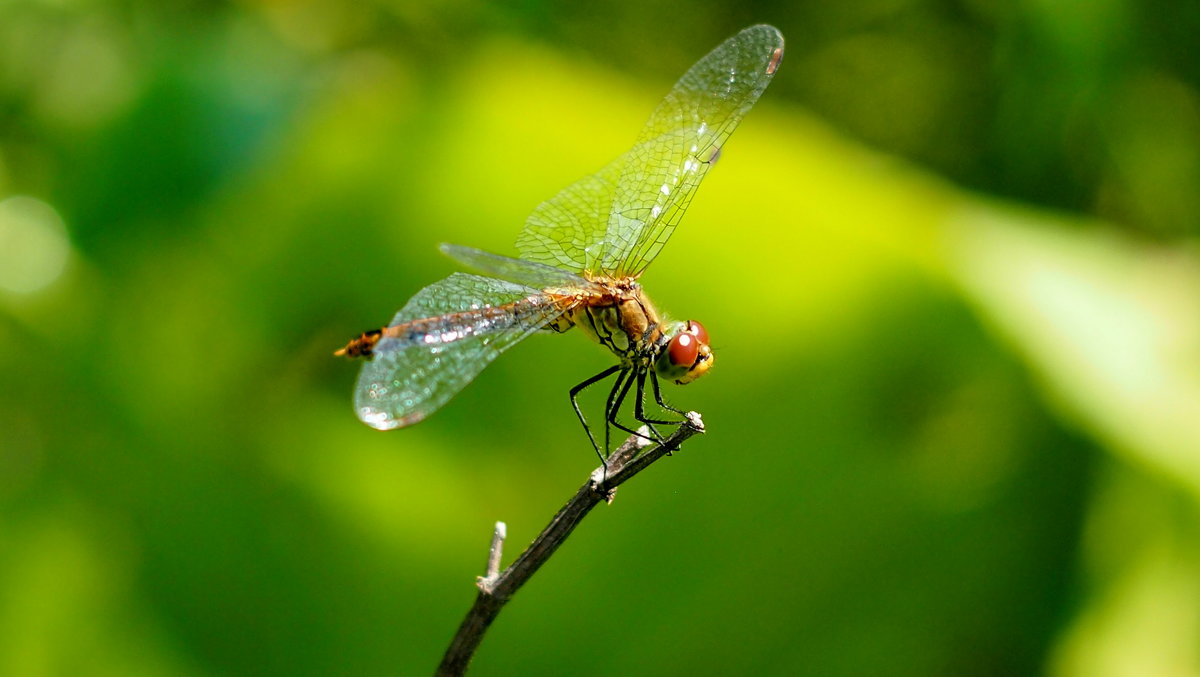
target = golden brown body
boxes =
[339,277,673,369]
[566,278,664,363]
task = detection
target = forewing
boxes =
[354,273,568,430]
[515,157,624,273]
[441,244,593,290]
[603,24,784,276]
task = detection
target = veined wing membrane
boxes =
[354,273,571,430]
[512,25,783,278]
[441,243,593,290]
[604,24,783,276]
[515,155,624,274]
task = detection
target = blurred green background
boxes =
[2,1,1199,675]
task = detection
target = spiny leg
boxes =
[637,369,688,454]
[635,368,682,427]
[611,367,666,444]
[602,367,631,456]
[649,370,686,416]
[605,365,657,449]
[569,364,623,465]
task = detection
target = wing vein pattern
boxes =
[354,273,574,430]
[516,24,784,277]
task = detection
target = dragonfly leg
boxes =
[602,367,632,455]
[570,364,623,464]
[635,368,682,427]
[607,368,665,444]
[605,367,656,449]
[649,370,686,415]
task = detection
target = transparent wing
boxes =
[515,25,783,277]
[515,157,624,273]
[354,273,571,430]
[440,243,593,290]
[604,24,783,276]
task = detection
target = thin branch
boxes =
[434,412,705,676]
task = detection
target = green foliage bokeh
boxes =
[2,2,1199,676]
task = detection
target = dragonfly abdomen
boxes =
[384,300,542,348]
[337,295,559,360]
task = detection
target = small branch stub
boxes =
[476,521,506,594]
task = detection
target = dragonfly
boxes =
[338,25,784,459]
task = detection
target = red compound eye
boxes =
[686,320,709,346]
[667,332,699,367]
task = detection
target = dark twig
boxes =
[434,412,705,676]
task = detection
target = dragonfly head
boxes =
[655,320,714,385]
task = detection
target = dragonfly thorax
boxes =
[571,280,664,363]
[569,280,714,385]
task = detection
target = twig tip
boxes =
[480,520,507,587]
